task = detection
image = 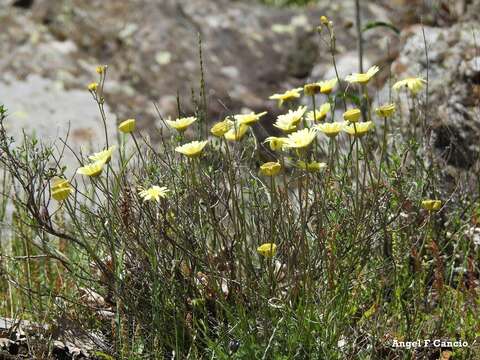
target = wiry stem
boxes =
[355,0,364,73]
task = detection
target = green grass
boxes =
[0,17,479,360]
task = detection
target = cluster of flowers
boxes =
[257,66,426,177]
[251,68,428,257]
[52,63,434,259]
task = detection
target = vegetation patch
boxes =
[0,13,479,360]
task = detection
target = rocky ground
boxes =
[1,0,478,171]
[0,0,430,164]
[1,0,480,358]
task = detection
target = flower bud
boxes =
[304,83,321,96]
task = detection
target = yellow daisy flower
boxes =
[118,118,136,133]
[257,243,277,257]
[88,146,116,164]
[51,178,73,201]
[315,122,345,138]
[343,108,362,123]
[224,123,250,141]
[77,161,105,177]
[210,118,233,137]
[421,199,442,211]
[297,160,327,172]
[264,136,289,151]
[273,106,307,133]
[392,77,426,95]
[166,117,197,133]
[345,65,380,84]
[318,78,337,94]
[306,103,330,122]
[138,185,169,203]
[234,111,267,126]
[260,161,281,177]
[343,121,374,138]
[274,117,297,133]
[175,140,208,158]
[375,103,396,118]
[284,128,318,149]
[269,88,303,106]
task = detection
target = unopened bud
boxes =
[304,83,321,96]
[96,65,107,74]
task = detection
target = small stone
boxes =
[118,23,138,39]
[155,51,172,65]
[228,339,240,353]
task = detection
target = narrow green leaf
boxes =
[362,21,400,35]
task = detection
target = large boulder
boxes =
[1,0,396,143]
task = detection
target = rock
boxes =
[3,0,476,170]
[320,51,373,82]
[391,22,480,169]
[0,0,398,145]
[0,74,117,174]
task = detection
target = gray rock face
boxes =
[0,0,394,142]
[0,74,117,176]
[2,0,478,173]
[2,0,323,139]
[392,22,480,169]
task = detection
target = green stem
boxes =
[354,124,360,216]
[355,0,364,73]
[131,133,147,169]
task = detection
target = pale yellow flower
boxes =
[224,123,250,141]
[118,118,136,133]
[274,117,297,133]
[234,111,267,126]
[78,146,115,177]
[88,146,116,164]
[375,103,396,118]
[315,122,345,138]
[284,128,317,149]
[345,65,380,84]
[51,178,73,201]
[269,88,303,106]
[260,161,281,177]
[421,199,442,211]
[392,77,426,95]
[273,106,307,133]
[88,82,98,91]
[175,140,208,158]
[297,160,327,172]
[318,78,337,94]
[264,136,289,151]
[166,117,197,132]
[138,185,169,202]
[77,161,105,177]
[343,121,374,138]
[343,108,362,123]
[257,243,277,257]
[306,103,330,122]
[210,118,233,137]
